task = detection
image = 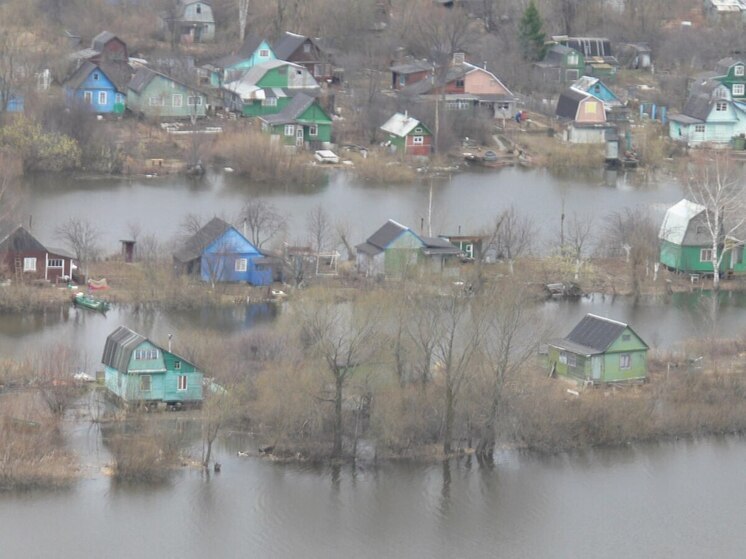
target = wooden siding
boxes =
[464,68,510,96]
[127,75,206,119]
[575,98,606,123]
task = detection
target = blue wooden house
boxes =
[173,217,273,285]
[102,326,203,407]
[570,76,622,110]
[63,61,127,114]
[202,35,276,88]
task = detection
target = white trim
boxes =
[98,90,107,105]
[177,374,188,391]
[23,257,36,272]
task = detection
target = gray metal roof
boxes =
[355,241,381,256]
[260,92,316,125]
[128,66,199,95]
[238,34,268,58]
[680,78,724,121]
[421,236,462,254]
[273,32,311,60]
[91,31,116,52]
[102,326,148,373]
[0,226,47,253]
[381,112,425,137]
[715,57,745,76]
[365,220,411,249]
[390,60,433,74]
[563,314,631,353]
[173,217,231,263]
[555,88,587,119]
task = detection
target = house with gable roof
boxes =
[159,0,215,43]
[126,66,207,119]
[0,226,76,284]
[273,32,335,82]
[712,56,746,102]
[63,62,128,114]
[102,326,203,407]
[222,60,319,117]
[259,93,333,147]
[173,217,273,285]
[355,219,462,277]
[69,31,129,66]
[201,34,277,88]
[555,87,612,143]
[380,112,433,156]
[548,314,649,384]
[534,44,585,84]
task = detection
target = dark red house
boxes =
[0,226,76,283]
[273,32,335,82]
[70,31,129,65]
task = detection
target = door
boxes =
[296,126,304,147]
[591,356,602,381]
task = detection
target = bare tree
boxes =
[686,156,746,292]
[240,200,286,250]
[0,150,20,234]
[565,212,594,280]
[202,384,235,469]
[306,204,332,253]
[485,206,535,273]
[297,289,384,458]
[55,218,100,283]
[238,0,250,44]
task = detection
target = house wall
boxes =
[602,350,647,382]
[393,70,430,89]
[356,252,384,277]
[0,250,71,282]
[582,82,617,104]
[464,68,510,96]
[242,97,291,117]
[128,75,206,119]
[199,228,270,285]
[717,62,746,101]
[405,129,432,156]
[66,69,124,114]
[384,230,423,276]
[566,124,607,144]
[100,38,128,62]
[575,98,606,123]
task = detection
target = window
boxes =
[196,4,201,13]
[259,49,269,57]
[261,97,277,107]
[736,65,745,77]
[98,91,107,105]
[149,96,164,106]
[115,94,124,105]
[734,84,745,96]
[701,248,713,262]
[309,124,318,136]
[48,258,63,267]
[235,258,248,272]
[497,102,511,110]
[399,75,406,87]
[716,102,728,111]
[187,96,203,106]
[177,375,187,391]
[23,257,36,272]
[140,375,152,392]
[284,124,295,136]
[414,127,422,134]
[567,53,579,66]
[135,348,159,360]
[174,361,181,370]
[303,43,311,53]
[619,354,631,370]
[412,135,424,145]
[455,78,465,88]
[695,124,705,133]
[83,91,93,104]
[314,64,324,77]
[567,354,577,367]
[559,351,568,365]
[172,94,183,107]
[622,334,631,341]
[93,72,99,80]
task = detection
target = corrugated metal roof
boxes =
[0,226,47,253]
[555,89,588,120]
[101,326,148,373]
[173,217,231,263]
[659,199,706,244]
[273,32,309,60]
[260,93,316,125]
[91,31,116,52]
[380,113,423,137]
[564,314,628,353]
[366,220,410,249]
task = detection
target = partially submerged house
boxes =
[63,62,128,114]
[0,226,75,284]
[548,314,648,384]
[173,217,272,285]
[126,67,207,119]
[273,32,335,83]
[102,326,203,407]
[555,88,611,143]
[222,60,319,117]
[668,77,746,146]
[355,219,462,277]
[259,92,333,148]
[380,112,433,156]
[658,198,746,275]
[159,0,215,43]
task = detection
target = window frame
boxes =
[261,97,278,107]
[567,353,577,367]
[734,84,745,96]
[700,248,713,262]
[284,124,295,136]
[23,257,36,272]
[716,101,728,112]
[412,135,424,145]
[177,374,188,391]
[235,258,248,272]
[140,375,152,392]
[98,91,107,105]
[135,348,159,360]
[309,124,318,136]
[187,95,203,106]
[259,49,269,58]
[694,124,706,133]
[48,258,64,268]
[172,94,183,107]
[619,353,631,370]
[83,91,93,104]
[149,96,164,107]
[736,65,745,77]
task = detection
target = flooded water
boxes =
[20,168,682,253]
[1,429,744,558]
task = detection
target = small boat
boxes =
[73,292,111,312]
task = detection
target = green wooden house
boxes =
[259,93,332,147]
[102,326,203,408]
[548,314,648,384]
[534,44,586,84]
[659,198,746,275]
[713,57,746,102]
[202,35,277,88]
[126,67,207,119]
[380,113,433,156]
[222,60,319,117]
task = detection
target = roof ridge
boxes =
[586,313,627,327]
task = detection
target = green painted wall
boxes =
[127,75,207,119]
[242,97,291,117]
[660,240,746,274]
[716,63,746,101]
[383,230,423,276]
[257,67,289,88]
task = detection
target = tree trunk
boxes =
[333,373,344,458]
[443,383,454,455]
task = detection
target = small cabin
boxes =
[102,326,203,408]
[547,314,648,384]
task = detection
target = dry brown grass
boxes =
[350,152,419,183]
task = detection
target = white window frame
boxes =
[716,102,728,111]
[567,354,577,367]
[734,84,745,96]
[149,96,164,107]
[619,353,631,370]
[23,257,36,272]
[135,348,159,360]
[48,258,64,268]
[700,248,713,262]
[412,135,424,145]
[98,91,107,105]
[187,96,203,106]
[303,43,311,53]
[83,91,93,104]
[235,258,248,272]
[309,124,318,136]
[284,124,295,136]
[259,49,269,57]
[736,65,744,77]
[568,54,579,66]
[177,374,188,391]
[262,97,278,107]
[695,124,705,133]
[140,375,152,392]
[559,351,567,365]
[172,94,183,107]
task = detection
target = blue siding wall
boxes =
[210,41,277,87]
[65,67,124,114]
[199,227,271,285]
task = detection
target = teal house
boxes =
[102,326,203,407]
[548,314,648,384]
[712,57,746,102]
[63,62,127,114]
[259,93,332,147]
[203,35,276,88]
[222,60,319,117]
[126,67,207,119]
[659,198,745,275]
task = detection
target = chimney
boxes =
[404,109,408,118]
[168,333,173,353]
[453,52,465,65]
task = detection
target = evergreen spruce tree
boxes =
[518,1,547,62]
